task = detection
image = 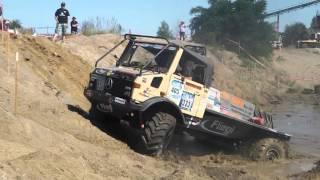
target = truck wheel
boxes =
[136,112,176,156]
[248,138,287,161]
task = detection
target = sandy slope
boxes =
[0,34,201,180]
[273,48,320,89]
[0,33,319,179]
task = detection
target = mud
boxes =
[272,102,320,158]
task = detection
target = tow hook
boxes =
[187,117,200,128]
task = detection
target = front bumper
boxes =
[84,89,141,118]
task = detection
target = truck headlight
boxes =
[95,68,108,75]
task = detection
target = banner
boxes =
[206,88,221,112]
[220,91,255,121]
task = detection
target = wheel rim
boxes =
[266,148,280,160]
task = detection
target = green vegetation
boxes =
[157,21,174,39]
[310,15,320,31]
[7,19,34,35]
[282,23,309,46]
[190,0,274,57]
[9,19,22,29]
[81,17,123,36]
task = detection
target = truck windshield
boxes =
[119,42,177,73]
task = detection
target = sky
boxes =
[2,0,320,35]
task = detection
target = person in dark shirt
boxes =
[53,2,70,41]
[70,17,78,34]
[0,0,3,17]
[181,60,194,80]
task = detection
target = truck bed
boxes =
[185,109,291,142]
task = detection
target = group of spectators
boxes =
[1,1,190,42]
[0,0,9,31]
[53,2,78,41]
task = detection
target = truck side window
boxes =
[175,51,206,85]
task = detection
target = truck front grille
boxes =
[90,74,133,100]
[96,78,105,91]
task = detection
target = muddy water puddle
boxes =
[272,103,320,158]
[166,103,320,177]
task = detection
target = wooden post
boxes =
[6,32,9,75]
[14,52,19,115]
[1,18,3,43]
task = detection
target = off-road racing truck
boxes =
[84,34,291,161]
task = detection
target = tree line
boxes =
[157,0,319,57]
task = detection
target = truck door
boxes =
[166,52,208,118]
[167,74,206,118]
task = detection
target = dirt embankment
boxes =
[273,48,320,89]
[208,47,320,109]
[0,33,319,179]
[0,34,210,180]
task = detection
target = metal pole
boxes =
[7,32,9,75]
[14,52,19,115]
[277,14,280,33]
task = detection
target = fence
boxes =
[33,26,55,36]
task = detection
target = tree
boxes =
[310,15,320,31]
[81,17,123,36]
[157,21,173,39]
[9,19,22,29]
[283,23,309,46]
[190,0,274,57]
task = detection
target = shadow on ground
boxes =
[67,104,128,143]
[67,104,237,157]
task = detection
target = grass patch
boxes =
[81,17,123,36]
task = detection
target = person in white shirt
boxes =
[179,21,187,41]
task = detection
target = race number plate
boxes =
[179,91,195,111]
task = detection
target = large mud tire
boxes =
[247,138,288,161]
[135,112,176,156]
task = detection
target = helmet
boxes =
[61,2,66,7]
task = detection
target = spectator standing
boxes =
[179,21,187,41]
[0,0,3,32]
[70,17,78,34]
[0,0,3,17]
[53,2,70,41]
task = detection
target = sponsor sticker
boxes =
[168,79,183,105]
[201,120,236,136]
[206,88,221,112]
[220,91,255,120]
[115,97,126,105]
